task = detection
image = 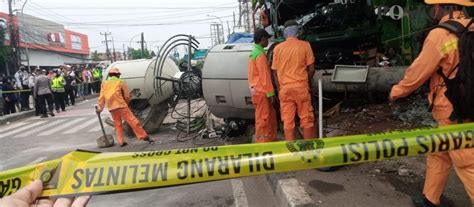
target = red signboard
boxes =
[0,12,89,55]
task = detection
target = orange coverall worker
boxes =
[98,77,148,145]
[390,11,474,205]
[248,44,277,143]
[272,37,316,140]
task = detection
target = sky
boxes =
[0,0,244,53]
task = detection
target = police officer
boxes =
[51,69,66,113]
[35,69,55,118]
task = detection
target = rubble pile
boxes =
[391,93,437,127]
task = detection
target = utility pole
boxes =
[238,1,242,27]
[8,0,19,72]
[122,44,126,60]
[100,32,111,61]
[111,36,116,62]
[245,1,251,32]
[140,32,145,59]
[227,20,231,39]
[233,11,236,29]
[217,24,221,44]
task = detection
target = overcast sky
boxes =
[1,0,242,53]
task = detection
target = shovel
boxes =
[95,105,115,148]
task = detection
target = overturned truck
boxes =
[109,0,410,133]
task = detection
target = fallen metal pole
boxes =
[318,79,323,138]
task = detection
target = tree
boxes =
[130,48,151,60]
[91,50,101,61]
[0,27,12,75]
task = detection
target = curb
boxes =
[0,110,35,125]
[266,173,316,207]
[0,94,99,125]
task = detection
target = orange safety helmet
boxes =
[109,68,121,75]
[425,0,474,6]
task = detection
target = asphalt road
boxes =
[0,98,278,207]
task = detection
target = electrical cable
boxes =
[52,7,238,25]
[25,2,130,42]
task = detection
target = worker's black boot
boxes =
[422,197,437,207]
[143,136,154,144]
[119,142,128,147]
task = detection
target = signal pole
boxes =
[100,32,111,61]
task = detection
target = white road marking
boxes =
[231,179,249,207]
[38,118,87,136]
[88,125,102,132]
[0,121,28,132]
[0,121,46,139]
[27,156,47,165]
[15,120,64,138]
[63,118,98,134]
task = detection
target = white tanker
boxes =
[202,43,408,120]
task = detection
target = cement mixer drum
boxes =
[104,57,180,132]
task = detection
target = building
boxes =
[0,12,90,75]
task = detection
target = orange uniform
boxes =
[248,44,277,143]
[390,12,474,204]
[98,77,148,145]
[272,37,316,140]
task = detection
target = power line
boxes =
[28,6,237,10]
[25,2,130,45]
[55,7,237,24]
[27,15,234,26]
[26,8,234,17]
[15,14,235,29]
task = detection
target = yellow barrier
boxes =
[0,123,473,198]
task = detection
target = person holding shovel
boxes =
[96,68,154,147]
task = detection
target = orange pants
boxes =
[423,118,474,205]
[279,87,315,140]
[110,107,148,145]
[252,93,277,143]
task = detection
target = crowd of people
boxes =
[0,64,107,117]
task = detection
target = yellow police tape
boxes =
[1,81,101,94]
[1,123,473,198]
[1,89,34,94]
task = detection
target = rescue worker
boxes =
[248,29,277,143]
[96,68,154,147]
[389,1,474,205]
[271,20,316,140]
[51,69,66,113]
[34,69,55,118]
